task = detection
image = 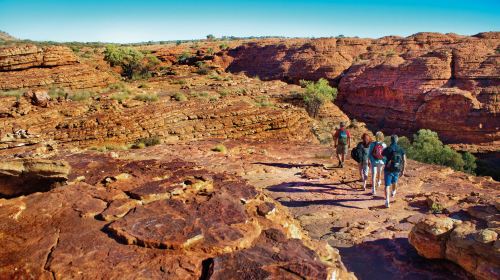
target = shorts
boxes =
[384,171,400,187]
[336,144,348,155]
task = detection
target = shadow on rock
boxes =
[338,238,472,280]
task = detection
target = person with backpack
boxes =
[368,131,386,195]
[382,135,406,208]
[351,133,372,190]
[333,122,351,168]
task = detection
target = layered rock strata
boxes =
[0,154,355,279]
[409,195,500,280]
[222,33,500,146]
[0,44,115,90]
[0,97,312,148]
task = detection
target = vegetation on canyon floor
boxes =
[300,78,338,118]
[103,45,160,80]
[397,129,477,174]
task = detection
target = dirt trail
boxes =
[126,140,498,279]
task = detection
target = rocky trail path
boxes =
[131,140,499,280]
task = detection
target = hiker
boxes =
[351,133,371,190]
[382,135,406,208]
[368,131,386,194]
[333,122,351,168]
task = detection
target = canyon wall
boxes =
[0,44,115,90]
[223,33,500,147]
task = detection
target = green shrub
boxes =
[218,89,230,97]
[255,96,273,107]
[0,89,25,98]
[173,92,187,101]
[68,90,95,101]
[430,202,444,214]
[404,129,477,174]
[103,45,159,80]
[177,51,191,64]
[211,144,227,153]
[206,34,215,41]
[219,43,229,50]
[134,93,159,102]
[110,92,131,102]
[171,79,187,85]
[134,136,161,147]
[207,48,214,55]
[47,87,66,99]
[300,78,337,118]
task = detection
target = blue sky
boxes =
[0,0,499,43]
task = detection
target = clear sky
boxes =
[0,0,499,43]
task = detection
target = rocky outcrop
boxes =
[0,154,355,279]
[409,197,500,280]
[0,44,115,90]
[0,159,70,197]
[0,96,313,148]
[222,33,500,146]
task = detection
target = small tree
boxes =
[104,45,144,79]
[300,78,337,118]
[206,34,215,41]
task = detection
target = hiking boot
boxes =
[339,162,344,168]
[391,190,397,197]
[385,200,390,208]
[372,187,376,195]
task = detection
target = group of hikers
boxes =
[333,122,407,208]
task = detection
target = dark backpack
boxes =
[372,142,384,160]
[351,143,364,163]
[338,130,348,145]
[387,147,404,172]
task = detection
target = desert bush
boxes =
[89,143,130,152]
[103,45,159,80]
[110,92,131,102]
[177,51,191,64]
[211,144,227,153]
[173,92,187,101]
[300,78,337,118]
[218,89,231,98]
[206,34,215,41]
[68,90,95,101]
[0,89,25,98]
[403,129,477,174]
[207,48,214,55]
[47,87,67,99]
[255,96,273,107]
[134,93,159,102]
[208,74,223,81]
[135,136,161,147]
[219,43,229,50]
[195,61,210,75]
[171,79,187,85]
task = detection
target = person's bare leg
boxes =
[371,165,377,195]
[385,185,390,207]
[377,165,383,188]
[336,152,341,167]
[392,182,397,197]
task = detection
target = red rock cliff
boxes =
[223,33,500,146]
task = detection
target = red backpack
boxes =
[372,142,384,160]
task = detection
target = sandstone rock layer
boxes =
[0,44,115,90]
[0,154,354,279]
[222,33,500,146]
